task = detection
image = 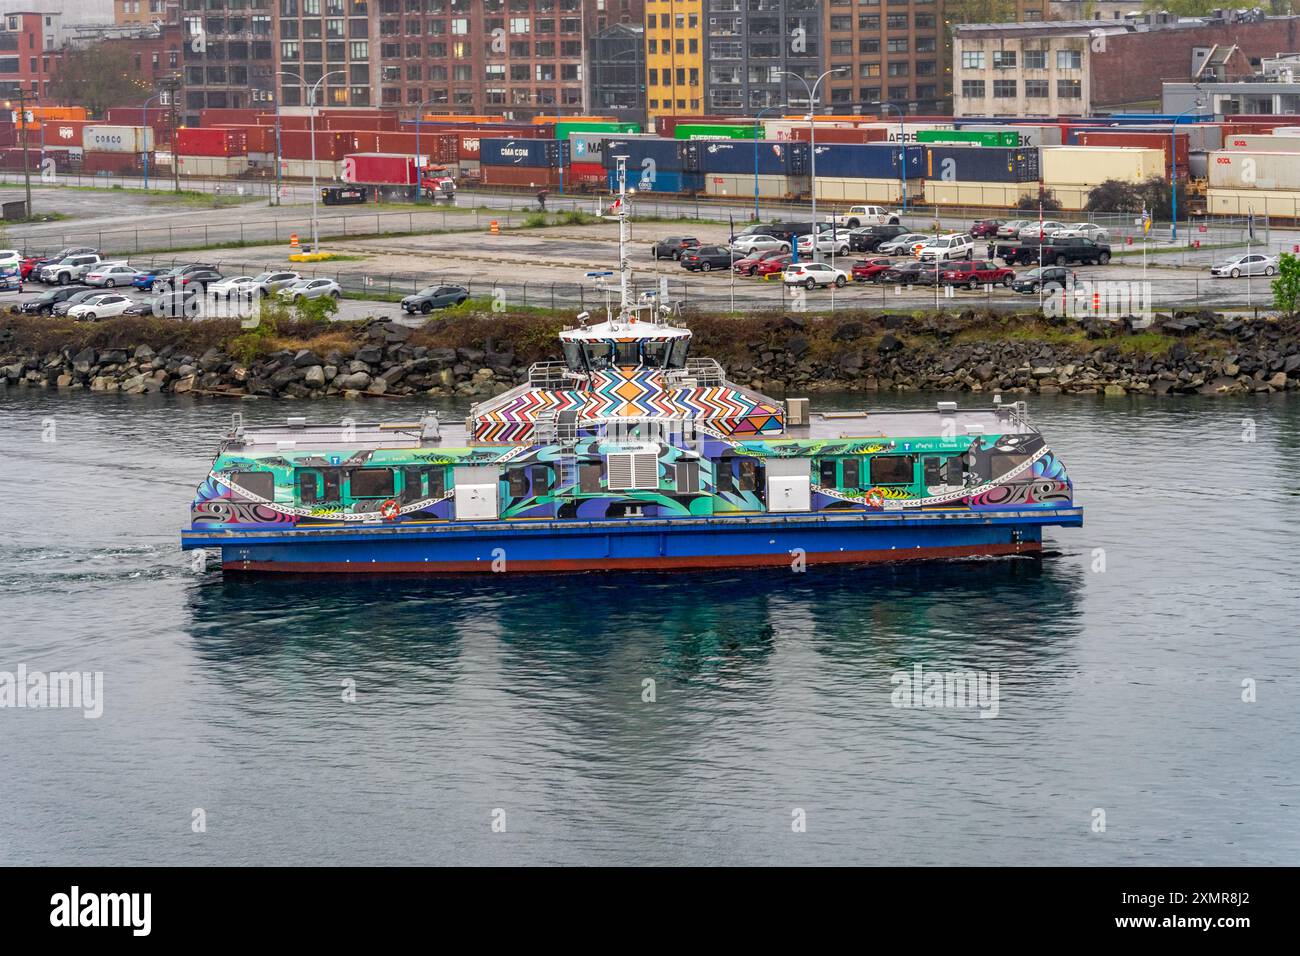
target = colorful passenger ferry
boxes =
[180,160,1082,574]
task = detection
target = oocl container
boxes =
[1040,146,1164,185]
[1222,134,1300,153]
[1208,150,1300,191]
[83,125,154,154]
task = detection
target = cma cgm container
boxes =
[1208,150,1300,191]
[83,125,154,153]
[176,127,249,156]
[342,153,417,185]
[481,137,568,168]
[922,145,1039,183]
[1040,146,1164,185]
[599,137,684,172]
[695,139,808,176]
[1222,134,1300,153]
[808,142,924,180]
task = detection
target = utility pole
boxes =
[5,87,35,219]
[159,74,181,194]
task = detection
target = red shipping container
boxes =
[321,114,400,132]
[278,129,353,160]
[480,164,563,188]
[1075,130,1189,170]
[106,107,170,127]
[790,126,887,144]
[199,108,263,127]
[82,150,146,174]
[43,119,92,147]
[566,161,605,186]
[176,127,249,156]
[342,153,416,185]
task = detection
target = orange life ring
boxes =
[866,488,886,509]
[379,498,401,521]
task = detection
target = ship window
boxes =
[562,340,583,370]
[425,466,446,498]
[297,470,321,504]
[579,462,602,492]
[818,459,837,486]
[401,466,424,503]
[738,459,757,492]
[643,339,669,367]
[530,464,549,493]
[989,452,1031,479]
[923,457,942,485]
[842,459,861,489]
[614,341,640,366]
[675,460,699,493]
[667,337,689,368]
[583,342,612,370]
[944,456,963,485]
[716,459,737,495]
[607,453,659,490]
[349,467,395,498]
[231,471,274,501]
[323,469,342,502]
[507,468,529,497]
[870,455,914,485]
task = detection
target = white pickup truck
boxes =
[825,205,902,228]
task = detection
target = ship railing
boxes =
[529,362,586,389]
[665,358,726,387]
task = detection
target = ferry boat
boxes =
[180,159,1082,575]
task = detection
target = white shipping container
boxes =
[1040,146,1165,185]
[1208,150,1300,190]
[814,176,913,204]
[923,180,1039,208]
[177,154,250,177]
[82,125,154,154]
[1272,127,1300,136]
[1206,187,1300,218]
[279,158,341,180]
[1222,134,1300,152]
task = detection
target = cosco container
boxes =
[807,143,924,180]
[1208,150,1300,191]
[1040,146,1164,185]
[83,125,154,154]
[923,145,1039,183]
[481,137,568,168]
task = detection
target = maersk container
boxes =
[696,139,808,176]
[1208,150,1300,191]
[1222,134,1300,153]
[481,137,567,168]
[83,125,154,154]
[1040,146,1165,185]
[600,138,684,172]
[809,143,924,180]
[923,145,1039,184]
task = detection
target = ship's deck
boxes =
[224,404,1035,454]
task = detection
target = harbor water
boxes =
[1,389,1296,865]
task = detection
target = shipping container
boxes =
[807,142,924,180]
[197,108,263,128]
[813,177,911,205]
[480,164,565,188]
[923,145,1040,183]
[176,154,250,176]
[1205,187,1300,218]
[1074,131,1188,174]
[603,169,704,194]
[788,126,888,145]
[703,172,808,200]
[342,153,417,185]
[555,120,638,140]
[82,151,146,175]
[599,138,684,172]
[320,113,401,132]
[42,119,92,148]
[279,158,342,180]
[917,129,1021,149]
[671,123,754,141]
[566,161,606,188]
[1222,133,1300,153]
[1273,127,1300,136]
[923,181,1040,208]
[654,115,739,138]
[83,125,154,154]
[278,129,356,161]
[695,139,809,176]
[1040,146,1165,185]
[1208,150,1300,191]
[176,127,248,156]
[481,137,568,168]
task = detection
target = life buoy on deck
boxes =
[379,499,401,521]
[866,488,886,509]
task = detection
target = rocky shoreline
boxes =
[2,309,1298,399]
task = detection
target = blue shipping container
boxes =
[607,169,703,193]
[695,139,808,176]
[810,143,924,180]
[600,138,684,172]
[923,145,1039,184]
[480,138,568,168]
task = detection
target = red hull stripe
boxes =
[224,541,1041,574]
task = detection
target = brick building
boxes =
[0,11,65,99]
[822,0,944,116]
[114,0,177,26]
[179,0,275,124]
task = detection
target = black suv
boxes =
[849,223,909,252]
[651,236,701,260]
[1006,236,1111,267]
[679,245,733,272]
[151,264,222,292]
[401,284,469,314]
[17,284,92,315]
[1012,266,1073,294]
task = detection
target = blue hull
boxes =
[182,507,1082,574]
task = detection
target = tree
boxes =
[1017,188,1062,212]
[1272,253,1300,317]
[48,42,150,117]
[1085,180,1141,214]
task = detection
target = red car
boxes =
[733,248,786,276]
[969,219,1006,239]
[756,253,793,278]
[851,257,895,282]
[940,259,1016,288]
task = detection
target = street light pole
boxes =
[282,70,344,251]
[141,91,162,191]
[1171,99,1204,243]
[6,89,35,219]
[752,102,786,222]
[779,67,846,262]
[879,101,908,212]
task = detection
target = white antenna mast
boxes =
[613,154,631,328]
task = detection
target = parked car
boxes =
[679,245,733,272]
[728,223,775,243]
[1054,223,1109,241]
[52,288,112,317]
[84,264,146,288]
[251,270,303,295]
[651,236,701,260]
[783,262,848,289]
[851,257,895,282]
[849,223,909,252]
[18,284,91,315]
[278,278,342,301]
[877,233,930,256]
[796,232,852,257]
[39,253,102,285]
[755,253,793,279]
[765,221,835,244]
[1012,266,1073,294]
[996,219,1031,240]
[207,275,258,296]
[1210,253,1279,278]
[970,219,1007,238]
[730,233,789,256]
[733,248,787,277]
[22,246,95,279]
[941,260,1016,288]
[826,205,901,228]
[125,288,199,317]
[151,264,221,291]
[68,292,134,321]
[1011,236,1112,267]
[1018,220,1070,241]
[401,284,469,313]
[916,234,974,262]
[878,261,931,286]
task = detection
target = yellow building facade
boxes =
[644,0,704,123]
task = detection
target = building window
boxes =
[961,79,985,98]
[886,39,908,54]
[993,50,1016,69]
[1057,78,1082,99]
[961,51,984,70]
[1057,49,1081,70]
[1024,49,1046,69]
[1024,79,1048,98]
[992,79,1016,98]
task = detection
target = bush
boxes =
[1017,188,1061,212]
[1272,253,1300,317]
[294,293,339,326]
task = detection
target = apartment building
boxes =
[588,21,645,123]
[703,0,821,114]
[114,0,177,26]
[0,11,65,98]
[822,0,944,115]
[644,0,701,120]
[178,0,275,123]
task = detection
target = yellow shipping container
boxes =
[923,181,1039,208]
[1040,146,1165,186]
[1206,187,1300,218]
[814,176,911,204]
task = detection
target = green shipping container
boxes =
[917,129,1020,148]
[672,123,755,140]
[554,121,640,140]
